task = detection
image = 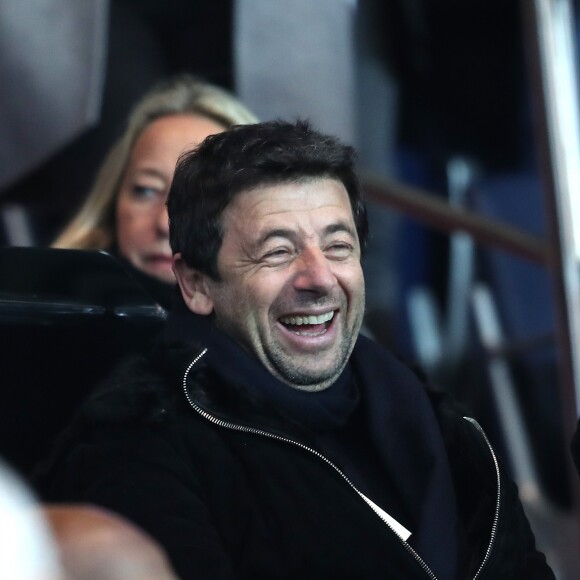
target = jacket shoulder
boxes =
[74,341,205,428]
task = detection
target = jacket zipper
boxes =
[462,417,501,579]
[182,349,501,580]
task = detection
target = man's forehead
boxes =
[216,181,358,257]
[225,178,354,221]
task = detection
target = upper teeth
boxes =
[280,311,334,325]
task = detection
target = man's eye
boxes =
[326,243,352,258]
[263,248,292,261]
[267,249,289,257]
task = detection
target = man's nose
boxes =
[293,247,336,293]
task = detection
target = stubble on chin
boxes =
[263,333,355,392]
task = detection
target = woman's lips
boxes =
[145,255,173,269]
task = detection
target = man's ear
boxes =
[172,253,214,315]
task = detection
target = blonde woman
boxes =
[53,75,257,305]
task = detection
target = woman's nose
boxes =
[156,204,169,237]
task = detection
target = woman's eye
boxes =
[132,185,160,199]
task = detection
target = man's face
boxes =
[192,178,365,391]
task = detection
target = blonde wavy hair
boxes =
[52,75,257,250]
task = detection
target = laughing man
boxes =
[40,120,554,580]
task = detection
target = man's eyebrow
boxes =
[255,228,296,247]
[255,221,357,247]
[323,221,358,239]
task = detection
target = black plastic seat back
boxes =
[0,247,167,480]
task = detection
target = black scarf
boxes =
[162,294,459,580]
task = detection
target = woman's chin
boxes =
[136,257,176,285]
[147,266,176,285]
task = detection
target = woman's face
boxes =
[116,114,225,284]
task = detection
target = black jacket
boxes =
[37,332,554,580]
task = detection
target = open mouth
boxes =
[279,310,335,336]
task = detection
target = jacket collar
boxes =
[160,297,358,440]
[161,297,459,580]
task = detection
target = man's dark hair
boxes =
[168,119,368,280]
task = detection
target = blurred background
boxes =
[0,0,579,577]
